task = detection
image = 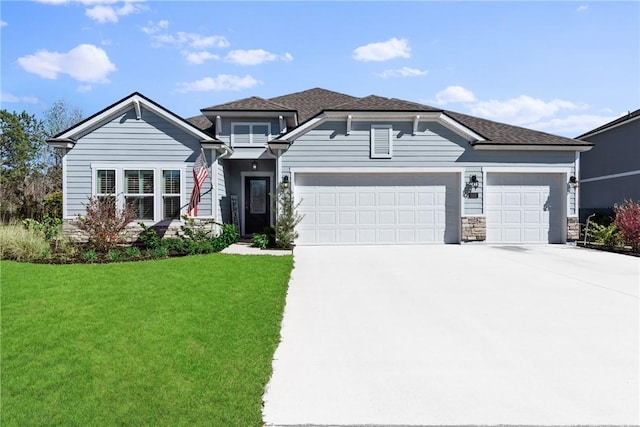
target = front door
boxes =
[244,176,271,235]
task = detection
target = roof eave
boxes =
[472,143,594,152]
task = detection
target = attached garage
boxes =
[486,173,566,243]
[294,173,460,245]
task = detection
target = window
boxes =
[92,166,185,222]
[124,169,154,220]
[162,170,181,219]
[231,122,270,146]
[370,125,393,159]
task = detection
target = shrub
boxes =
[107,249,122,262]
[180,215,216,241]
[0,225,49,261]
[614,199,640,251]
[251,233,270,250]
[152,246,169,259]
[76,196,136,252]
[84,249,98,262]
[273,182,303,249]
[217,224,240,247]
[588,222,621,247]
[43,191,63,219]
[138,222,162,249]
[22,215,62,240]
[124,246,142,259]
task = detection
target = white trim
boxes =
[370,124,393,159]
[412,115,420,135]
[62,148,68,218]
[292,167,466,174]
[90,163,186,222]
[240,171,275,236]
[56,93,214,143]
[211,149,218,221]
[231,122,272,148]
[133,99,141,120]
[215,116,222,139]
[573,151,579,216]
[484,169,572,237]
[279,115,286,134]
[580,169,640,183]
[346,115,352,135]
[473,144,592,152]
[277,116,324,141]
[438,113,485,142]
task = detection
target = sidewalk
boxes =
[221,242,292,256]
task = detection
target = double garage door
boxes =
[294,172,566,245]
[295,173,460,245]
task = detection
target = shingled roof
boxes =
[268,88,358,123]
[197,88,590,147]
[576,108,640,139]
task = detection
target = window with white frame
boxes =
[231,122,270,147]
[92,166,186,222]
[162,169,181,220]
[370,125,393,159]
[124,169,154,220]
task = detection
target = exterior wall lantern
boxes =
[569,175,578,188]
[282,175,290,189]
[251,160,258,171]
[469,174,479,189]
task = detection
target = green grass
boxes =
[1,253,293,426]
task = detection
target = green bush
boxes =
[107,249,122,262]
[138,222,162,249]
[588,222,621,247]
[84,249,98,262]
[22,215,62,240]
[124,246,142,259]
[251,233,270,250]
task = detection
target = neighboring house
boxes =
[576,109,640,222]
[47,88,593,245]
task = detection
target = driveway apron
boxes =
[262,245,639,426]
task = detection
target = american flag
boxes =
[187,151,209,217]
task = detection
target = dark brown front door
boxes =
[245,176,270,234]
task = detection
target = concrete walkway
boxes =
[220,242,291,256]
[263,245,639,426]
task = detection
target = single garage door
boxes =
[486,173,565,243]
[295,173,460,245]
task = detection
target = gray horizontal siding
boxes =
[65,106,211,218]
[282,120,578,216]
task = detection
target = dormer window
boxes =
[231,122,271,147]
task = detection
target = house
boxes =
[576,109,640,222]
[47,88,593,245]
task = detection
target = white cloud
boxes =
[224,49,293,66]
[435,85,476,104]
[1,92,39,104]
[353,37,411,62]
[141,19,169,35]
[176,74,261,93]
[151,31,229,49]
[377,67,427,78]
[85,1,144,23]
[577,5,589,12]
[470,95,582,125]
[18,44,116,83]
[1,20,7,27]
[529,114,619,136]
[184,51,219,65]
[77,84,93,93]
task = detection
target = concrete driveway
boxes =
[262,245,639,426]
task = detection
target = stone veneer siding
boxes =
[461,216,486,242]
[63,220,183,244]
[567,217,580,241]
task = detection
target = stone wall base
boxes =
[62,219,212,244]
[461,216,486,242]
[567,217,580,242]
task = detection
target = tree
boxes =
[43,100,83,191]
[0,110,47,220]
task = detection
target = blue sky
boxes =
[1,1,638,137]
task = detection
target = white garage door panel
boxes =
[487,173,565,243]
[295,173,459,245]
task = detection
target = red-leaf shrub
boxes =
[614,199,640,252]
[77,196,136,252]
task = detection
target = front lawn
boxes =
[1,253,293,426]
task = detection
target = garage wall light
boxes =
[251,161,258,171]
[569,175,578,187]
[469,174,479,189]
[282,175,290,189]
